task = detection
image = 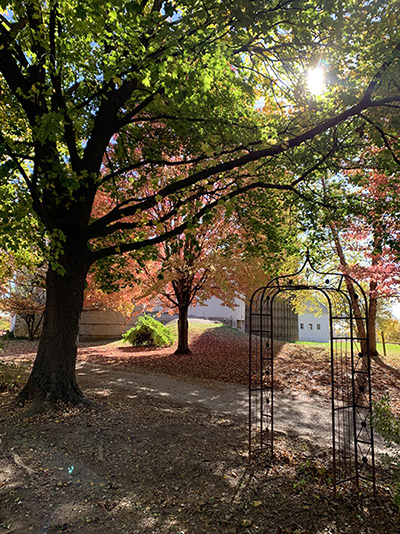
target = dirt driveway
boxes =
[78,360,335,440]
[78,360,391,453]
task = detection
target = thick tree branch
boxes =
[116,89,162,130]
[362,42,400,102]
[88,180,301,264]
[87,94,400,239]
[100,141,261,186]
[0,46,47,123]
[359,113,400,167]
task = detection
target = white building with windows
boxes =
[298,301,330,343]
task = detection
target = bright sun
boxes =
[307,67,325,96]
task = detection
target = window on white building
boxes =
[317,324,321,330]
[308,324,313,330]
[300,323,304,329]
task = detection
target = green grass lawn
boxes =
[166,317,226,336]
[296,340,400,364]
[375,342,400,364]
[0,315,10,332]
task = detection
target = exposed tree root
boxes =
[372,354,400,380]
[15,381,98,419]
[18,399,47,419]
[15,395,98,419]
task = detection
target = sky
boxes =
[392,302,400,319]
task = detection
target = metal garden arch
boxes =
[249,253,375,491]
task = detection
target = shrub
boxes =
[2,330,14,340]
[122,315,175,348]
[373,397,400,509]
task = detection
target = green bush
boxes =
[373,397,400,508]
[122,315,175,348]
[2,330,14,340]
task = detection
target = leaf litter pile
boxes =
[0,320,400,533]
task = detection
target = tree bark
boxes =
[368,280,379,358]
[175,304,191,354]
[23,314,36,341]
[17,261,88,405]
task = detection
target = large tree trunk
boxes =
[17,261,88,406]
[175,304,191,355]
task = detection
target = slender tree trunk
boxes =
[32,312,44,339]
[368,280,379,358]
[27,317,35,341]
[17,261,88,405]
[22,313,43,341]
[22,314,36,341]
[330,224,378,356]
[329,230,400,380]
[175,304,191,354]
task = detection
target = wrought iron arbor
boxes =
[249,254,375,491]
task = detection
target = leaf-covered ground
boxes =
[1,321,400,533]
[0,395,397,534]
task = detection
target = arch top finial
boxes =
[298,247,316,277]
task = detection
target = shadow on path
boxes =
[77,360,391,453]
